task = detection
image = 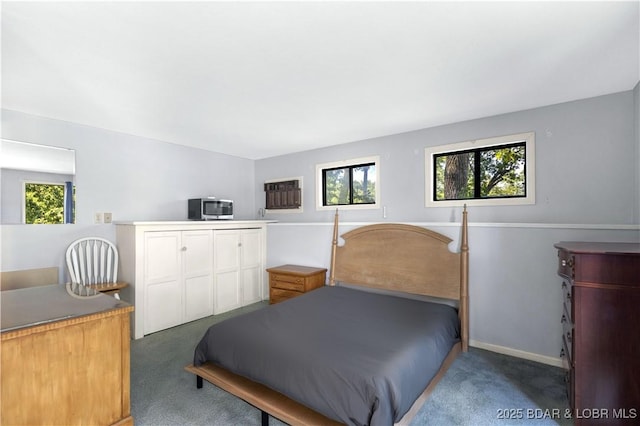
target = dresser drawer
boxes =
[562,313,573,363]
[557,249,575,280]
[561,301,573,330]
[566,363,575,411]
[562,331,574,411]
[561,281,573,322]
[561,335,572,369]
[270,274,305,291]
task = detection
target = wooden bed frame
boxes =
[185,207,469,425]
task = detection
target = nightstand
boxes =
[267,264,327,304]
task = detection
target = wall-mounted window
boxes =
[316,156,379,210]
[1,139,76,224]
[425,132,535,207]
[264,177,303,213]
[24,181,75,224]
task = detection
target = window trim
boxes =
[22,180,75,224]
[425,132,536,208]
[316,155,380,211]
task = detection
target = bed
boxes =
[185,207,469,425]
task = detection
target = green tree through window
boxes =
[323,163,376,206]
[25,183,75,224]
[434,143,526,201]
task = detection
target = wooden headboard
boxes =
[329,207,469,350]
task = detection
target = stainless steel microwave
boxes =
[188,198,233,220]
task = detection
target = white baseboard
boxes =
[469,339,564,368]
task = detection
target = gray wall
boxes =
[256,90,640,364]
[1,89,638,364]
[1,109,256,281]
[256,91,638,224]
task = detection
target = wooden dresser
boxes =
[554,242,640,423]
[1,285,134,426]
[267,264,327,304]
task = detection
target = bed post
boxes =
[329,209,339,286]
[460,205,469,352]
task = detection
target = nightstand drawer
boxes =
[271,275,305,291]
[270,287,302,303]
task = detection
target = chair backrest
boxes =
[66,237,119,285]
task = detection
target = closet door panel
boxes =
[183,231,213,321]
[144,232,182,334]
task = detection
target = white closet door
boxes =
[213,231,242,314]
[144,231,182,334]
[183,230,214,322]
[240,229,262,305]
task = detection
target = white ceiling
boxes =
[2,1,638,160]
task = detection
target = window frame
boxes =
[316,156,380,211]
[425,132,535,208]
[22,180,75,224]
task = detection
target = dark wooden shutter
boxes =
[264,180,301,209]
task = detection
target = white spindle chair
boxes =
[65,237,128,299]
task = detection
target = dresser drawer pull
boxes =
[274,275,303,283]
[561,314,567,323]
[561,258,574,268]
[560,348,565,358]
[561,281,567,290]
[565,292,571,302]
[566,332,572,342]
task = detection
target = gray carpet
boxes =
[131,302,571,425]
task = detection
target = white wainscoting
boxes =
[266,221,639,364]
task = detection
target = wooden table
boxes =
[1,285,134,426]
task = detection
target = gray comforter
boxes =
[193,285,460,426]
